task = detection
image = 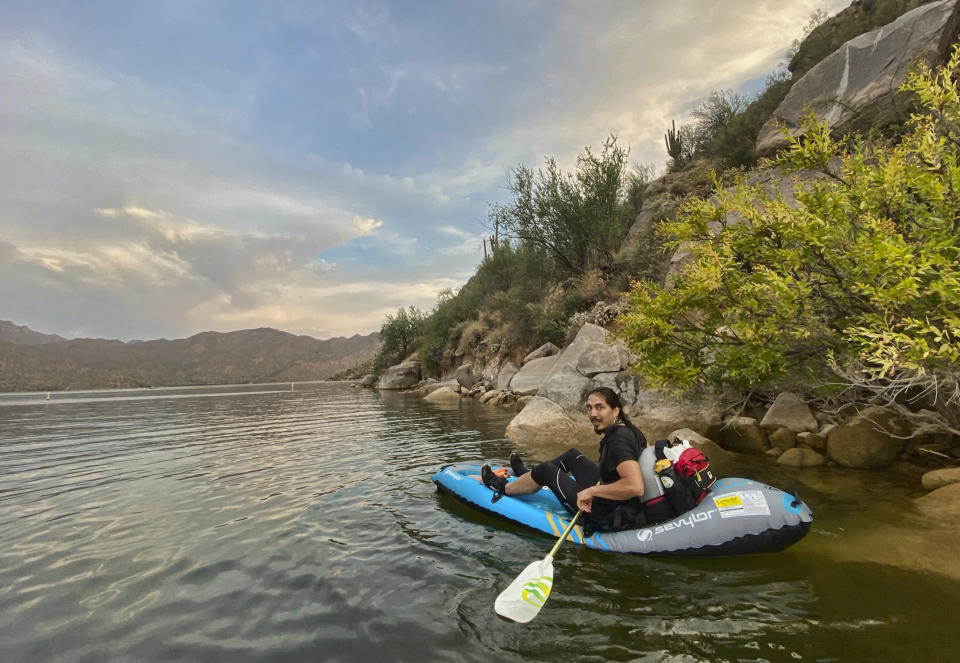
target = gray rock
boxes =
[720,416,770,454]
[921,467,960,490]
[538,365,594,411]
[509,356,558,395]
[826,406,909,469]
[496,360,520,391]
[480,357,501,383]
[777,447,827,467]
[797,431,827,452]
[523,343,561,363]
[455,363,475,389]
[629,393,723,441]
[425,386,462,402]
[505,396,580,444]
[516,395,533,410]
[590,371,639,411]
[576,343,622,377]
[377,360,421,390]
[760,392,819,433]
[552,323,606,373]
[359,374,377,388]
[769,427,798,451]
[757,0,960,156]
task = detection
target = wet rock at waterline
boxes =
[377,360,421,390]
[921,467,960,490]
[720,416,770,454]
[778,447,827,467]
[826,407,909,470]
[915,482,960,522]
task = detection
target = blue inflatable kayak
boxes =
[433,462,812,556]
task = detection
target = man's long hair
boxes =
[587,387,647,447]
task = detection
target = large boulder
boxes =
[760,392,819,433]
[359,374,377,388]
[523,343,561,363]
[377,360,421,390]
[425,386,462,402]
[505,396,581,445]
[756,0,960,157]
[914,481,960,522]
[921,467,960,490]
[480,356,501,383]
[591,371,641,411]
[496,360,520,391]
[508,356,558,395]
[554,323,606,370]
[536,323,609,409]
[629,392,722,441]
[826,406,909,469]
[538,365,594,411]
[455,363,475,389]
[576,342,623,377]
[720,416,770,454]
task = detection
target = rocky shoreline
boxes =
[362,322,960,547]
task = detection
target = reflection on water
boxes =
[0,382,957,663]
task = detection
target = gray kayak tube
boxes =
[433,463,813,556]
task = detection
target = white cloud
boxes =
[0,0,853,340]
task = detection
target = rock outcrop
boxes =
[508,356,558,395]
[377,360,422,390]
[757,0,960,157]
[504,396,585,445]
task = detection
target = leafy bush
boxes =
[489,136,634,279]
[373,306,426,373]
[620,44,960,416]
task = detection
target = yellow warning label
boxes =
[714,495,743,508]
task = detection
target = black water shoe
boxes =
[509,452,528,477]
[481,464,507,503]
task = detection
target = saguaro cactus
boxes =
[664,120,684,168]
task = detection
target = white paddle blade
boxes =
[494,555,555,623]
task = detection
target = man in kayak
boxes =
[481,386,647,534]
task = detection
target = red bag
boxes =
[674,448,716,494]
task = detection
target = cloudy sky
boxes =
[0,0,847,341]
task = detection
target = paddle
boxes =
[494,509,583,623]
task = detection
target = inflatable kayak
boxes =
[433,462,812,556]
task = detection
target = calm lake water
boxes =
[1,382,958,662]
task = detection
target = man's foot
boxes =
[481,464,508,502]
[509,452,528,477]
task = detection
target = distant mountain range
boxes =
[0,321,380,392]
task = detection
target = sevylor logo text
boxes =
[638,509,718,541]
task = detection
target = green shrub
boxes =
[620,44,960,408]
